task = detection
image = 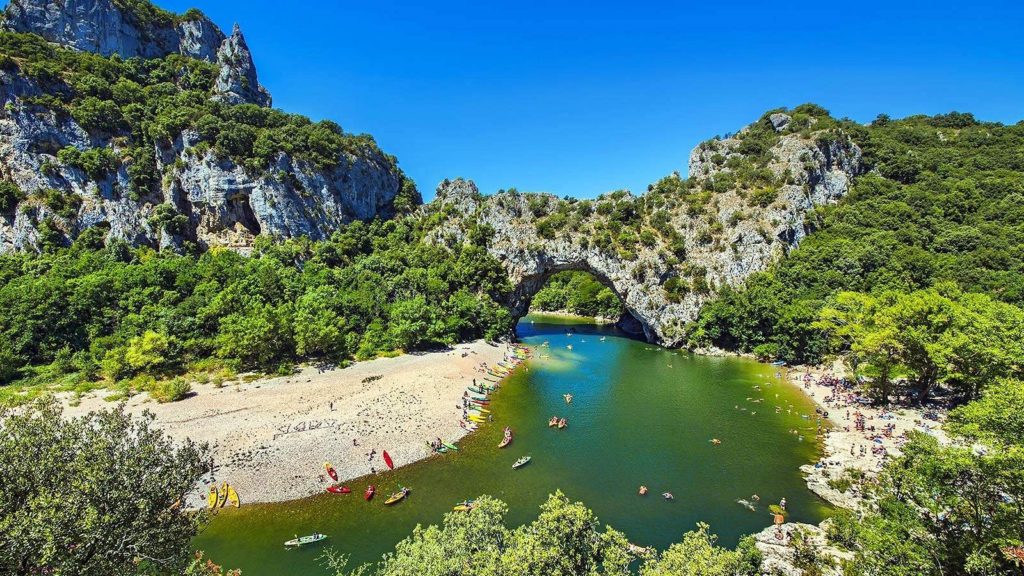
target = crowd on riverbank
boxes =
[786,361,949,508]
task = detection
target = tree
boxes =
[0,401,211,575]
[294,287,347,359]
[639,523,760,576]
[216,303,292,368]
[124,330,173,374]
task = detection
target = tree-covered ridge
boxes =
[0,217,511,403]
[688,112,1024,367]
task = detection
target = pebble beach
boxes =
[61,340,517,506]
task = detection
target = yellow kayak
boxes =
[226,484,240,508]
[469,415,486,423]
[385,487,410,505]
[207,486,218,509]
[217,483,228,508]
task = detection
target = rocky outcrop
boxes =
[0,0,404,253]
[213,24,271,107]
[2,0,223,60]
[2,0,272,106]
[427,120,863,346]
[0,76,402,252]
[753,522,851,576]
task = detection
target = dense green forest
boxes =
[0,219,512,404]
[688,112,1024,370]
[530,271,623,319]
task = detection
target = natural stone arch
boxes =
[503,260,648,340]
[427,122,863,348]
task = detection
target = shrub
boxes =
[752,343,780,361]
[150,377,191,403]
[0,180,26,214]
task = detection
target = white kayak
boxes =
[285,533,327,547]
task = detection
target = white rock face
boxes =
[2,0,272,107]
[429,124,863,346]
[0,72,402,253]
[212,24,271,107]
[3,0,220,60]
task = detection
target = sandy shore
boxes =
[785,359,948,508]
[62,340,516,506]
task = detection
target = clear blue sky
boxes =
[73,2,1024,199]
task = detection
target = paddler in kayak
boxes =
[548,416,559,427]
[564,393,573,405]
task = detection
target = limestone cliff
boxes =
[0,0,409,253]
[424,110,863,345]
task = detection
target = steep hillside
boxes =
[0,0,418,253]
[689,111,1024,363]
[420,105,863,344]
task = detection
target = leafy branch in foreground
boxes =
[0,400,212,575]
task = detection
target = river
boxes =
[194,314,830,574]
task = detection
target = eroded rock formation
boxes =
[426,121,863,345]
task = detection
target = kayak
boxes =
[207,486,218,509]
[382,450,394,470]
[469,415,486,423]
[217,482,228,508]
[453,500,474,512]
[498,435,512,448]
[469,407,490,414]
[443,442,458,452]
[468,386,488,395]
[324,462,338,482]
[512,456,531,469]
[365,485,376,501]
[226,483,240,508]
[327,485,351,494]
[284,533,327,547]
[385,487,410,505]
[470,399,490,405]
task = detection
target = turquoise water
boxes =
[195,315,829,574]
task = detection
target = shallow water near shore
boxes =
[195,315,830,574]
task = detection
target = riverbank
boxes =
[783,360,948,509]
[527,310,617,324]
[61,340,515,506]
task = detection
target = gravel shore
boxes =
[786,360,948,508]
[61,340,514,507]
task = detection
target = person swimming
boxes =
[638,485,648,495]
[662,492,674,500]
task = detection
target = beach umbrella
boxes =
[382,450,394,470]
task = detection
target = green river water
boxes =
[195,315,830,574]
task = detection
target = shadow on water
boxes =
[194,314,831,575]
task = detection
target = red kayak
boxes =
[324,462,338,482]
[327,485,351,494]
[382,450,394,470]
[365,485,376,500]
